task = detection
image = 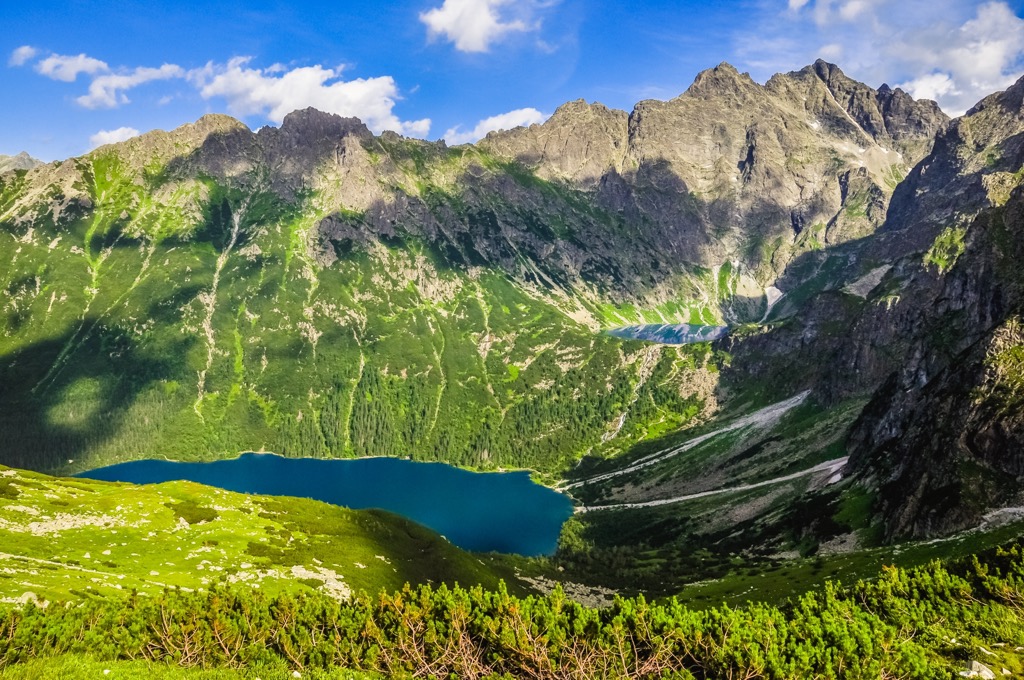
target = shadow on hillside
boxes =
[160,121,880,308]
[0,295,199,473]
[146,112,1024,418]
[155,123,892,411]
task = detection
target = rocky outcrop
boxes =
[717,73,1024,539]
[0,152,42,173]
[482,61,947,283]
[881,75,1024,249]
[479,99,629,189]
[846,187,1024,538]
[783,60,946,160]
[724,74,1024,400]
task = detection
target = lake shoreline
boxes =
[77,453,574,557]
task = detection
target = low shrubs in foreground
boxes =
[2,543,1024,678]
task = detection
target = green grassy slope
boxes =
[0,132,727,476]
[0,465,519,605]
[555,395,883,595]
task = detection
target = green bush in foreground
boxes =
[0,655,376,679]
[2,543,1024,678]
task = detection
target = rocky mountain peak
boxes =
[807,58,849,86]
[472,59,951,286]
[967,72,1024,117]
[767,59,948,161]
[275,107,372,143]
[0,151,42,173]
[883,71,1024,241]
[875,86,946,140]
[548,98,626,123]
[551,98,590,116]
[144,114,251,155]
[83,114,249,162]
[191,113,249,134]
[684,62,759,99]
[160,108,377,196]
[478,98,628,187]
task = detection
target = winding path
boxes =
[562,391,811,490]
[576,456,848,513]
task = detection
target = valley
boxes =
[2,48,1024,678]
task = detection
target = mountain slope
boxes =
[535,72,1024,577]
[0,62,943,475]
[0,112,716,473]
[713,73,1024,539]
[0,464,516,605]
[483,60,946,287]
[847,177,1024,538]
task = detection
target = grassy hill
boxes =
[0,465,520,606]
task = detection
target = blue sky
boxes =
[3,0,1024,160]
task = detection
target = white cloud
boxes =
[936,3,1024,102]
[819,42,843,60]
[23,50,186,108]
[403,118,433,137]
[838,0,870,20]
[23,49,428,136]
[737,0,1024,116]
[899,72,958,102]
[191,57,430,136]
[444,107,547,144]
[420,0,533,53]
[76,64,185,108]
[36,53,109,82]
[8,46,38,67]
[89,127,141,149]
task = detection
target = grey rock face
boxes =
[720,73,1024,540]
[730,74,1024,386]
[845,187,1024,539]
[483,61,946,283]
[791,60,946,157]
[0,152,42,173]
[479,99,629,190]
[882,74,1024,250]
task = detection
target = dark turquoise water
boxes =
[78,453,573,556]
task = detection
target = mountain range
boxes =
[2,58,1024,576]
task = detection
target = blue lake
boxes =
[607,323,728,344]
[78,453,573,557]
